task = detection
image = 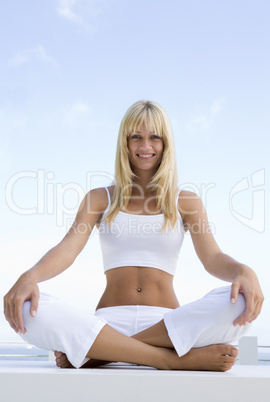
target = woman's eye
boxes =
[129,134,161,140]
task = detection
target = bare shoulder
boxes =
[79,186,114,219]
[177,190,205,224]
[106,185,115,199]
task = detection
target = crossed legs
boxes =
[55,319,239,371]
[21,287,248,371]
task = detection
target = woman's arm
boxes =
[179,190,264,326]
[26,187,105,282]
[3,187,106,334]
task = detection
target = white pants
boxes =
[20,285,250,368]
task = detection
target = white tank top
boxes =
[98,187,185,276]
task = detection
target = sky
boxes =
[0,0,269,345]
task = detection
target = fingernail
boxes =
[32,311,36,317]
[231,298,235,303]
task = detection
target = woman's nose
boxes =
[140,138,152,149]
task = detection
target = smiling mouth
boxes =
[136,154,155,159]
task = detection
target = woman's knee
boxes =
[22,295,52,331]
[20,294,59,348]
[222,290,246,324]
[22,301,34,332]
[20,301,41,346]
[215,291,249,340]
[196,290,249,347]
[206,286,246,322]
[232,292,246,317]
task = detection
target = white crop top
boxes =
[98,187,185,276]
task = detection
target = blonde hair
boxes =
[104,100,179,230]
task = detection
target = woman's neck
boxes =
[131,171,156,197]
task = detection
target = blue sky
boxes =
[0,0,269,344]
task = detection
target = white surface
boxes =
[0,361,270,402]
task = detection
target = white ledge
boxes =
[0,361,270,402]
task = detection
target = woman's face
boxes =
[127,125,164,174]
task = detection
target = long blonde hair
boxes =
[104,100,179,230]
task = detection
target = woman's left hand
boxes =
[230,266,264,326]
[181,191,264,327]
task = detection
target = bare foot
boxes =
[54,351,74,368]
[54,351,111,369]
[55,344,238,372]
[166,344,239,372]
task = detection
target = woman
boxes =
[4,100,264,371]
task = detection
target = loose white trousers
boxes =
[20,285,250,368]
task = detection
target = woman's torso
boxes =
[95,185,186,311]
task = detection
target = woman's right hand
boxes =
[3,272,39,334]
[3,188,104,334]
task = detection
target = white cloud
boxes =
[56,0,116,31]
[70,101,93,115]
[185,97,225,133]
[8,45,57,68]
[57,0,88,28]
[63,101,93,127]
[210,97,224,117]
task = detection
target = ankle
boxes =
[159,348,176,370]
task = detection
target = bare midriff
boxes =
[95,266,180,311]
